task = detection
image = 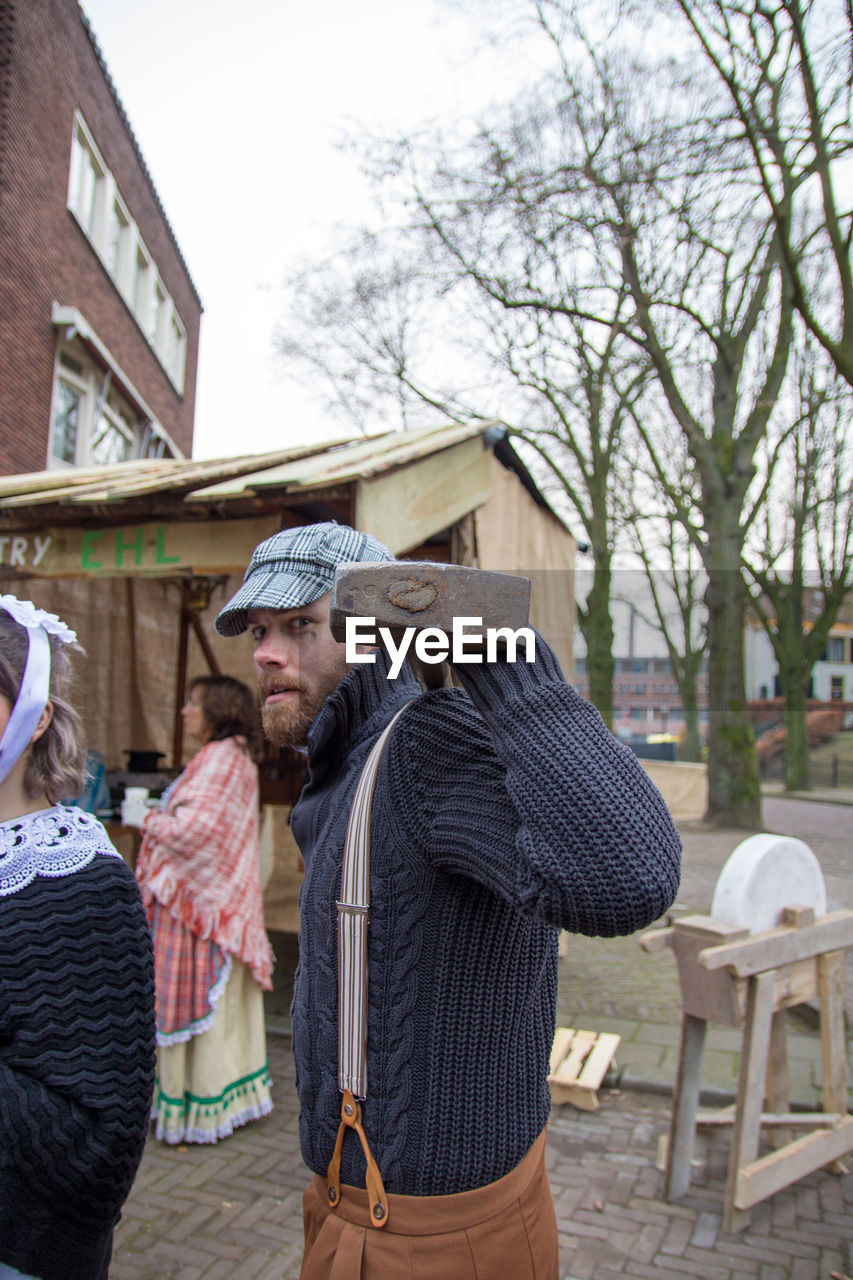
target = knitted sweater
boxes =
[0,807,156,1280]
[290,634,681,1197]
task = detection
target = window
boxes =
[831,675,844,701]
[106,196,130,284]
[822,637,847,663]
[49,338,162,469]
[51,377,82,465]
[165,312,186,392]
[148,280,165,346]
[66,112,188,392]
[90,392,134,465]
[132,245,151,329]
[68,118,105,240]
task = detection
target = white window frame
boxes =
[165,307,187,393]
[65,111,189,393]
[49,347,138,469]
[68,114,107,244]
[105,184,132,290]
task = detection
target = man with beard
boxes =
[214,522,681,1280]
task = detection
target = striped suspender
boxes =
[326,703,410,1227]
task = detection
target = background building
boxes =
[572,585,709,744]
[745,605,853,706]
[0,0,202,475]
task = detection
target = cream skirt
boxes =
[152,957,273,1144]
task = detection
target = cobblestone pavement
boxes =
[112,795,853,1278]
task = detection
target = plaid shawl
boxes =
[135,737,273,990]
[148,902,230,1042]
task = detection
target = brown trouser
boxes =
[300,1128,559,1279]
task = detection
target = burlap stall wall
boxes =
[0,573,256,770]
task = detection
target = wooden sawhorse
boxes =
[642,906,853,1232]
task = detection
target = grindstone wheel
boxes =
[710,833,827,934]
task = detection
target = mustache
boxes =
[258,674,304,699]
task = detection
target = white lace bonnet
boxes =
[0,596,77,785]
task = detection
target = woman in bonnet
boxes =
[0,596,155,1280]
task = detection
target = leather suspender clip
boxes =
[327,1089,389,1225]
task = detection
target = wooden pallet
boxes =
[548,1026,621,1111]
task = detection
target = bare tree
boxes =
[277,0,820,825]
[622,498,709,762]
[424,2,794,824]
[743,337,853,789]
[668,0,853,384]
[279,205,650,730]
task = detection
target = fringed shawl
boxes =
[135,737,273,990]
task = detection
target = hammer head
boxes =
[329,561,531,641]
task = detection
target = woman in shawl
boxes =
[135,674,274,1144]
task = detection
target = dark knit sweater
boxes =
[290,634,681,1197]
[0,808,156,1280]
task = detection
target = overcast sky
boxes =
[79,0,543,460]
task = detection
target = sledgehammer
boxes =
[329,562,531,685]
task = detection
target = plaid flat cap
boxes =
[214,522,394,637]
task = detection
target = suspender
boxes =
[327,704,410,1228]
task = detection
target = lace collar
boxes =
[0,805,120,899]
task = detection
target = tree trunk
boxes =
[681,689,702,763]
[703,562,762,826]
[781,673,810,792]
[580,559,614,728]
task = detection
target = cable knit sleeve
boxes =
[387,631,681,937]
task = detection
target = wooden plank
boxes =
[640,926,673,953]
[552,1030,598,1085]
[697,1109,842,1128]
[779,906,816,928]
[674,916,751,942]
[549,1081,600,1111]
[355,435,493,555]
[818,950,849,1173]
[665,1014,707,1201]
[700,911,853,977]
[735,1117,853,1210]
[696,1104,736,1127]
[0,515,280,579]
[773,958,819,1008]
[548,1027,575,1078]
[723,970,776,1233]
[766,1009,790,1149]
[577,1033,621,1090]
[672,920,748,1025]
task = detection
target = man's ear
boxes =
[30,701,54,743]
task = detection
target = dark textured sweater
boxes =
[289,634,681,1197]
[0,811,156,1280]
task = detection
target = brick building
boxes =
[0,0,202,475]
